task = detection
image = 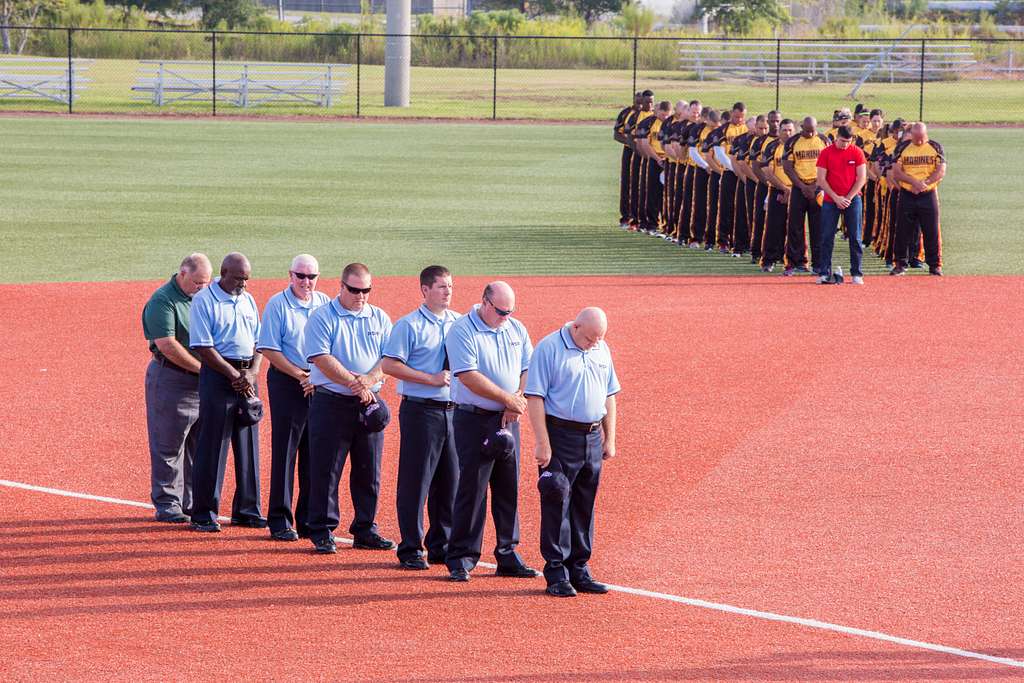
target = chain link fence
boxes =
[1,27,1021,122]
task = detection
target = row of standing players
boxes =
[142,255,620,598]
[614,92,947,277]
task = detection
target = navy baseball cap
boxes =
[482,429,515,461]
[537,470,570,502]
[234,395,264,427]
[359,397,391,433]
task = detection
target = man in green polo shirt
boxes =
[142,253,212,523]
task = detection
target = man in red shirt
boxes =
[816,126,868,284]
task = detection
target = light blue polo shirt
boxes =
[382,304,461,400]
[303,298,392,395]
[525,324,621,424]
[189,277,260,360]
[256,287,331,370]
[446,304,532,412]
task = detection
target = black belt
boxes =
[403,396,455,410]
[152,353,199,377]
[546,415,602,433]
[456,404,502,417]
[314,386,365,404]
[224,357,254,370]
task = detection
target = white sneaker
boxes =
[818,274,833,284]
[852,276,864,285]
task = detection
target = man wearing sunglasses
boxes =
[526,307,620,598]
[256,254,331,541]
[382,265,461,570]
[443,281,540,582]
[303,263,395,554]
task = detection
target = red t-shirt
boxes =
[816,143,866,202]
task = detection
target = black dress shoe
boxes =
[546,581,577,598]
[399,557,429,570]
[313,536,337,554]
[495,564,541,578]
[571,577,610,594]
[449,568,470,582]
[270,528,299,542]
[231,516,268,528]
[156,511,189,523]
[190,520,221,533]
[352,533,396,550]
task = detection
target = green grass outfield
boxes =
[2,56,1023,122]
[0,117,1019,282]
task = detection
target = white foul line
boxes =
[2,477,1022,671]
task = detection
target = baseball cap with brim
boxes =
[360,397,391,433]
[836,112,852,121]
[482,429,516,461]
[235,395,264,427]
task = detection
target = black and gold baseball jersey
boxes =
[762,138,792,188]
[892,139,945,192]
[614,105,635,144]
[783,133,830,183]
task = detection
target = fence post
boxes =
[775,39,781,111]
[211,31,217,117]
[631,37,638,95]
[356,33,361,118]
[66,28,73,114]
[919,39,925,121]
[491,35,498,120]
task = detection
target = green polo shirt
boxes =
[142,275,197,358]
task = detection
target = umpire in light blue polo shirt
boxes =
[525,307,620,598]
[188,252,265,533]
[381,265,461,570]
[256,254,331,542]
[303,262,395,555]
[444,281,540,582]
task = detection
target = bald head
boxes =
[219,252,251,296]
[911,122,928,144]
[570,307,608,350]
[181,252,211,275]
[480,281,515,327]
[801,116,817,136]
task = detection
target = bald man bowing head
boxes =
[525,308,620,598]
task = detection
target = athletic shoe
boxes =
[761,263,775,273]
[782,268,795,277]
[731,252,741,258]
[619,222,630,230]
[190,520,221,533]
[910,260,925,269]
[270,528,300,541]
[833,267,844,284]
[449,568,470,582]
[689,241,701,249]
[818,273,833,284]
[929,267,943,276]
[852,276,864,285]
[353,532,396,550]
[704,245,714,252]
[795,265,810,273]
[890,266,907,276]
[718,246,730,254]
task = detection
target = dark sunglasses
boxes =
[291,272,319,280]
[485,296,514,317]
[344,282,372,295]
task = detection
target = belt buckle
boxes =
[238,358,252,370]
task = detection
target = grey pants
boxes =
[145,359,201,515]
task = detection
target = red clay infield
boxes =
[1,275,1022,681]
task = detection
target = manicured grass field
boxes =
[0,117,1018,282]
[2,55,1023,122]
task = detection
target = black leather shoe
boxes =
[156,511,189,524]
[270,528,299,542]
[449,568,470,582]
[546,581,577,598]
[399,557,429,570]
[190,520,221,533]
[571,577,610,594]
[353,533,396,550]
[313,536,337,554]
[231,516,268,528]
[495,564,541,578]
